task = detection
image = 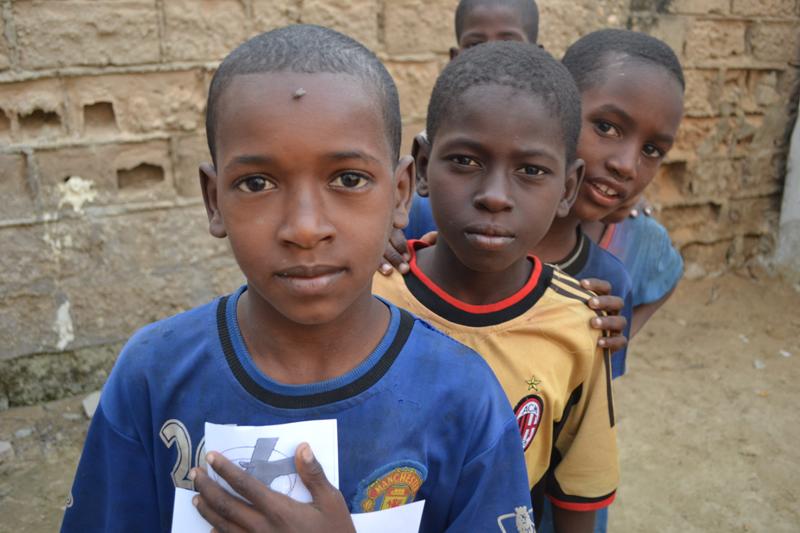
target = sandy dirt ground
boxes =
[1,272,798,532]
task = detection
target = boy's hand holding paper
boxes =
[192,443,355,533]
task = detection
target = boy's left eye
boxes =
[331,172,370,189]
[518,165,546,176]
[641,144,664,159]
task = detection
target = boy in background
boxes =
[61,25,532,533]
[389,0,631,360]
[373,42,618,533]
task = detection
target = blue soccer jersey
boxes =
[600,215,683,308]
[61,287,532,533]
[555,230,634,378]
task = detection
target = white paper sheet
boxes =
[171,488,212,532]
[351,500,426,533]
[204,419,339,503]
[171,488,425,533]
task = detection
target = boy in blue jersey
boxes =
[61,25,532,533]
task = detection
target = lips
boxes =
[585,177,628,207]
[463,224,516,251]
[275,264,345,295]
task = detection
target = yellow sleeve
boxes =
[547,345,618,511]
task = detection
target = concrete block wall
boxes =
[0,0,797,406]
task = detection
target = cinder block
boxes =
[173,133,210,198]
[384,60,443,122]
[732,0,796,16]
[664,0,729,14]
[628,15,687,61]
[684,19,746,61]
[53,207,237,344]
[34,140,175,212]
[14,1,159,69]
[163,0,249,61]
[252,0,302,32]
[539,0,628,57]
[65,71,206,135]
[384,0,459,55]
[672,116,720,159]
[683,69,720,117]
[749,22,799,63]
[0,33,10,70]
[299,0,380,52]
[0,78,65,143]
[0,154,34,221]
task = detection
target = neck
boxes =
[532,214,581,264]
[236,288,390,385]
[415,241,533,306]
[581,219,607,243]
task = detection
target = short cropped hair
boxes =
[562,29,685,93]
[205,25,401,165]
[454,0,539,43]
[426,41,581,162]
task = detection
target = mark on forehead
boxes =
[293,88,307,99]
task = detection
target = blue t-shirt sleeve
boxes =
[627,217,683,307]
[446,417,533,532]
[61,403,161,532]
[403,194,437,240]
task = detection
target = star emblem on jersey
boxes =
[525,375,542,391]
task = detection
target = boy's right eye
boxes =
[449,155,480,167]
[594,121,620,138]
[236,175,274,193]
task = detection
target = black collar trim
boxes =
[554,228,590,277]
[216,297,414,409]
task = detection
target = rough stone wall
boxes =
[0,0,797,406]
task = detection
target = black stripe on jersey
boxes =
[550,278,616,427]
[554,230,590,277]
[216,296,414,409]
[403,264,554,327]
[551,270,592,295]
[545,381,616,507]
[603,347,615,427]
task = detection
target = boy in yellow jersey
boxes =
[373,41,617,533]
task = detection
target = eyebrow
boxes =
[224,154,272,174]
[324,150,382,165]
[439,137,562,162]
[594,104,675,145]
[223,150,382,175]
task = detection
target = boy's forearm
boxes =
[552,506,596,533]
[630,285,676,337]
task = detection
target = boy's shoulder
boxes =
[584,237,633,296]
[384,297,508,392]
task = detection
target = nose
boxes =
[473,168,513,213]
[277,185,335,249]
[606,140,639,181]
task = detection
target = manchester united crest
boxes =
[514,395,543,450]
[354,462,427,512]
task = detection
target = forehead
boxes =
[583,59,684,133]
[214,72,391,163]
[437,84,566,156]
[460,4,527,36]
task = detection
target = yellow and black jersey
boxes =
[372,241,618,515]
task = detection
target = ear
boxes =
[412,134,432,198]
[557,158,585,218]
[392,155,415,230]
[449,47,460,61]
[199,162,227,238]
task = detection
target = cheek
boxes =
[631,164,660,196]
